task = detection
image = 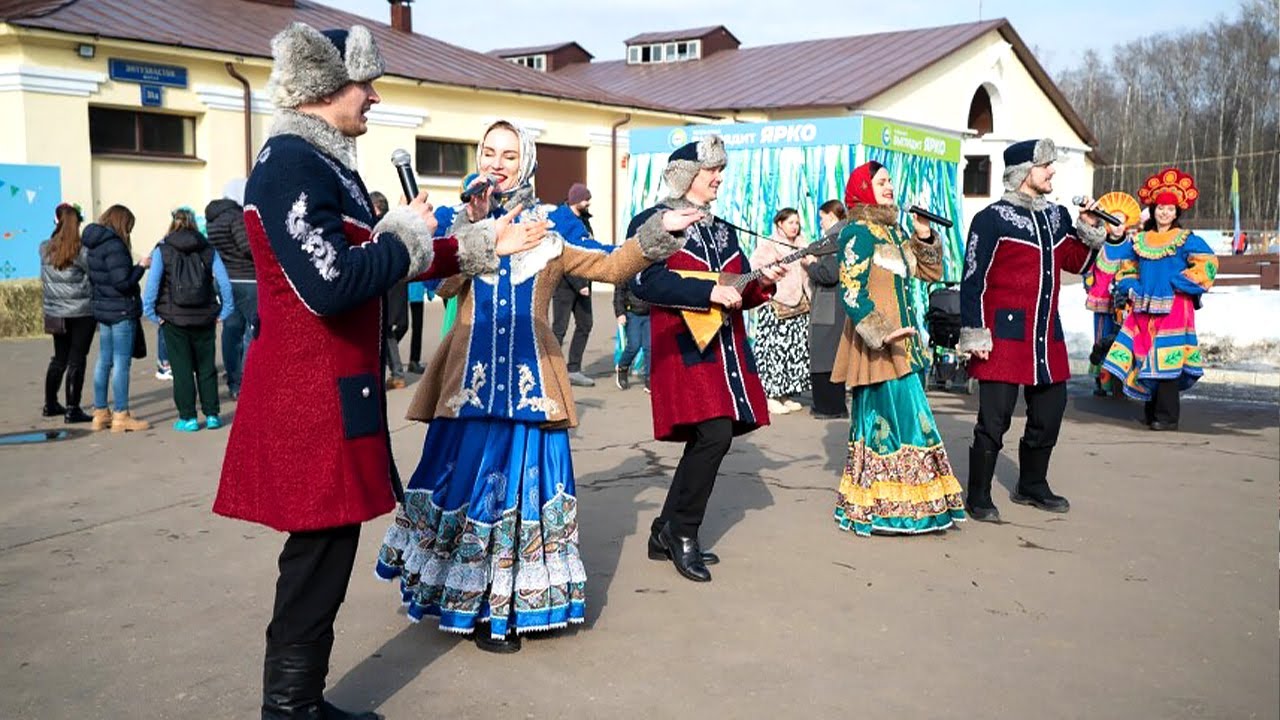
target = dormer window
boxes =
[627,39,701,64]
[506,54,547,71]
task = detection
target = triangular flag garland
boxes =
[0,177,45,201]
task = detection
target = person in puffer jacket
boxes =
[204,178,254,399]
[39,203,96,423]
[82,204,151,432]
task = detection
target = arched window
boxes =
[968,86,994,136]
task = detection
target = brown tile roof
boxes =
[624,26,739,46]
[488,42,594,60]
[0,0,682,114]
[558,19,1097,149]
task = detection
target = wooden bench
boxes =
[1214,253,1279,289]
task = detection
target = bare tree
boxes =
[1056,0,1279,231]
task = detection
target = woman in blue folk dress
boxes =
[375,120,692,652]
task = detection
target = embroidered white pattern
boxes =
[993,204,1034,234]
[314,153,371,215]
[256,146,271,165]
[964,232,979,280]
[446,362,487,411]
[1046,206,1063,236]
[286,193,339,281]
[514,364,559,415]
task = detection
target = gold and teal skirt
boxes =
[835,371,965,536]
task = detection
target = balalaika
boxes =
[674,234,839,352]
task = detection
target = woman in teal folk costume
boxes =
[374,120,690,652]
[830,161,965,535]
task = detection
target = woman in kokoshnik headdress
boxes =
[830,160,966,536]
[1082,191,1141,396]
[1100,167,1217,431]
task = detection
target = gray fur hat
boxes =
[267,23,385,108]
[1002,138,1057,192]
[664,135,728,199]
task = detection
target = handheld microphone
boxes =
[460,175,494,203]
[1071,196,1123,227]
[906,205,954,229]
[390,149,418,203]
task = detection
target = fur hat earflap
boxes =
[663,134,728,198]
[1002,137,1057,192]
[267,22,386,109]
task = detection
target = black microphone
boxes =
[906,205,954,229]
[391,148,418,203]
[1071,196,1123,227]
[460,175,494,203]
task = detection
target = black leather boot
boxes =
[964,446,1001,523]
[474,626,522,654]
[655,521,711,582]
[43,356,66,416]
[262,637,379,720]
[648,524,719,565]
[64,364,90,423]
[1011,442,1070,513]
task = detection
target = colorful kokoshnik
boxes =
[375,417,586,640]
[835,370,966,536]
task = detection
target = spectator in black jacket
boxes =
[613,274,651,391]
[83,204,150,432]
[39,203,95,423]
[204,178,254,399]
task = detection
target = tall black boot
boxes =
[64,363,91,423]
[1010,441,1070,513]
[43,357,66,416]
[262,637,379,720]
[964,446,1001,523]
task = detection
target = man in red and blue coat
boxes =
[957,138,1104,523]
[212,22,506,720]
[628,135,785,583]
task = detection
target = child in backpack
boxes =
[143,207,234,431]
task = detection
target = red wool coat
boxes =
[959,197,1098,386]
[214,131,458,532]
[629,205,773,442]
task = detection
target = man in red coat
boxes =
[957,138,1104,523]
[628,136,785,582]
[213,22,536,719]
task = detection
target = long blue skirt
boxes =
[375,417,586,639]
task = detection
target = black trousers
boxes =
[45,316,96,408]
[810,371,847,416]
[408,301,424,364]
[655,418,734,537]
[1144,379,1180,425]
[551,285,593,372]
[972,380,1067,452]
[266,524,361,648]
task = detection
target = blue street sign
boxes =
[108,58,188,88]
[140,84,163,107]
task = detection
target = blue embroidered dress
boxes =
[375,192,664,640]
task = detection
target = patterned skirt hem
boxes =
[833,506,966,537]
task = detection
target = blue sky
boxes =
[315,0,1237,74]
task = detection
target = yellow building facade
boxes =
[0,23,700,258]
